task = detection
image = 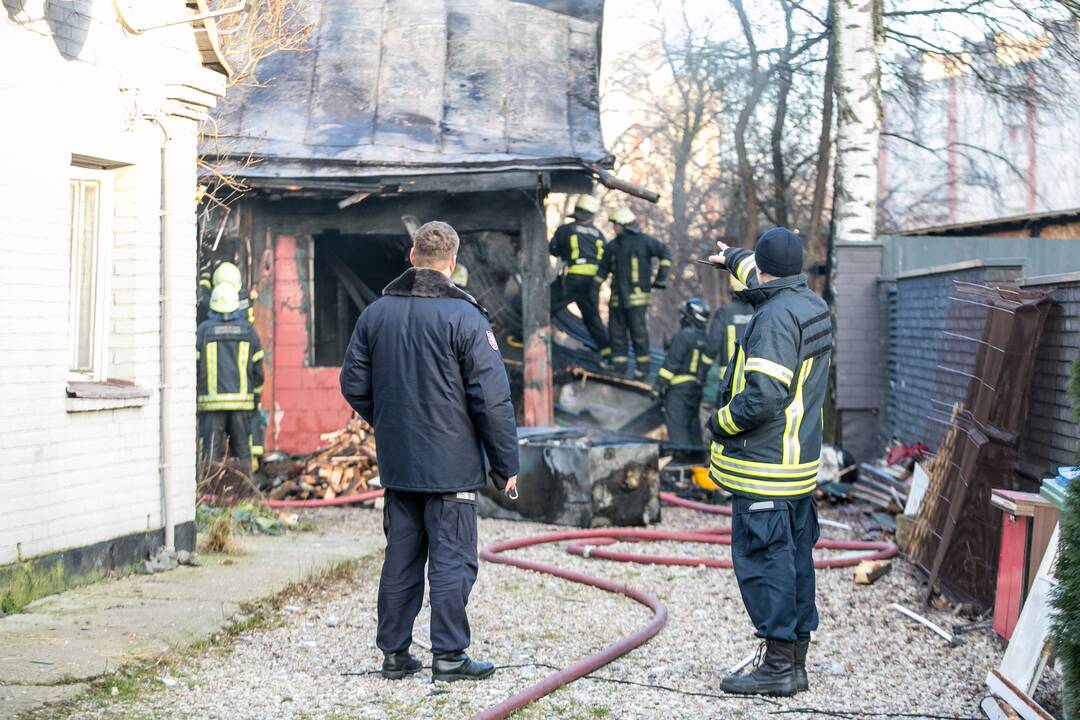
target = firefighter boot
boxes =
[381,651,422,680]
[432,652,496,682]
[720,640,798,697]
[790,643,807,690]
[794,639,810,691]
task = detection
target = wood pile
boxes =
[267,418,379,501]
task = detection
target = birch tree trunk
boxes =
[832,0,883,243]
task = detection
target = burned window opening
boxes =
[311,232,410,367]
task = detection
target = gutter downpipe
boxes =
[147,114,175,552]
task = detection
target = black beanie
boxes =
[754,227,804,277]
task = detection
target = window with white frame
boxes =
[68,166,113,381]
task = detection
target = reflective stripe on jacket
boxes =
[196,312,264,412]
[597,229,672,307]
[656,325,712,393]
[705,247,832,500]
[707,298,754,377]
[550,221,605,277]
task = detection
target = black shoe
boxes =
[431,652,495,682]
[381,651,422,680]
[794,638,810,692]
[720,640,798,697]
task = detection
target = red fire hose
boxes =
[199,490,384,509]
[471,492,897,720]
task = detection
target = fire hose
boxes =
[470,491,896,720]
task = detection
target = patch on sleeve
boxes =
[486,330,499,351]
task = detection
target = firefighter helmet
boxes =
[212,262,242,290]
[609,207,636,226]
[450,261,469,287]
[681,297,710,328]
[209,283,240,314]
[574,194,601,216]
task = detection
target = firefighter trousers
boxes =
[198,410,252,463]
[730,495,820,642]
[609,305,650,375]
[663,383,704,463]
[552,275,609,355]
[377,489,479,655]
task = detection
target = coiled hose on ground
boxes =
[471,491,897,720]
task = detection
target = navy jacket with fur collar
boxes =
[340,267,520,492]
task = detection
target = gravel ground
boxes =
[56,504,1001,720]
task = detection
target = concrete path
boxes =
[0,518,383,719]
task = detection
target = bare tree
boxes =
[198,0,314,217]
[833,0,884,245]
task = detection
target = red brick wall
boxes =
[263,235,352,455]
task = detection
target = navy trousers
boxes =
[376,489,479,655]
[730,495,820,642]
[197,410,251,463]
[663,383,704,463]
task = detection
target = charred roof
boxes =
[205,0,608,182]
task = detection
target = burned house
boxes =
[201,0,619,454]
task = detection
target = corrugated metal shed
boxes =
[206,0,607,179]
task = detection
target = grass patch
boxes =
[199,510,241,555]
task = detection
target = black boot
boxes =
[432,652,495,682]
[794,639,810,692]
[381,651,422,680]
[720,640,798,697]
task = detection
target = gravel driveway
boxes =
[56,505,997,720]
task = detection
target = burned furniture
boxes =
[480,428,661,528]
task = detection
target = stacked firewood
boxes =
[267,417,379,501]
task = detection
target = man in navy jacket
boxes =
[340,221,519,683]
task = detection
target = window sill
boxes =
[66,381,152,413]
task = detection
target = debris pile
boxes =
[266,418,379,501]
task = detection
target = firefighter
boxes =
[704,228,831,697]
[549,194,610,362]
[654,297,713,464]
[706,276,755,406]
[200,261,264,467]
[598,207,672,379]
[196,284,264,468]
[198,261,255,326]
[340,221,519,683]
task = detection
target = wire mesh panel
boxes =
[909,281,1051,609]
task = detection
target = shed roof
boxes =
[206,0,607,181]
[896,207,1080,237]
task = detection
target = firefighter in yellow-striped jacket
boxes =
[704,228,831,698]
[549,194,610,362]
[653,297,712,464]
[196,284,264,467]
[597,207,672,379]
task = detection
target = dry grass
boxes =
[199,511,242,555]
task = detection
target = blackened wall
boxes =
[1018,273,1080,477]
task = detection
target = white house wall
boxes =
[0,2,223,565]
[882,52,1080,231]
